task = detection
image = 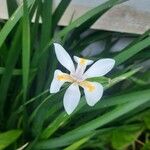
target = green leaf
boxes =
[87,76,110,85]
[105,67,141,89]
[52,0,71,32]
[0,0,35,48]
[64,135,93,150]
[39,98,85,141]
[143,112,150,129]
[22,0,31,100]
[0,25,21,118]
[0,130,22,150]
[141,142,150,150]
[6,89,49,129]
[40,112,69,139]
[31,0,42,49]
[35,0,53,94]
[111,124,143,149]
[0,67,22,75]
[29,87,67,137]
[114,36,150,65]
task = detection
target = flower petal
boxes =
[74,56,93,66]
[50,69,71,93]
[83,58,115,79]
[73,56,94,79]
[81,81,103,106]
[54,43,75,73]
[63,83,81,115]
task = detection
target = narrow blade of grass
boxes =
[64,135,93,150]
[22,0,31,100]
[35,0,52,94]
[0,130,22,150]
[114,36,150,65]
[52,0,71,32]
[0,67,22,75]
[0,25,21,119]
[0,0,35,48]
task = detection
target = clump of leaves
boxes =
[0,0,149,149]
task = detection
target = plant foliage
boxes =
[0,0,149,149]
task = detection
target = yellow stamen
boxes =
[80,81,95,92]
[79,58,87,65]
[57,74,73,82]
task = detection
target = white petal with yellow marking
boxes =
[82,81,103,106]
[83,58,115,79]
[63,83,81,115]
[54,43,75,73]
[50,70,68,93]
[73,56,94,78]
[74,56,93,66]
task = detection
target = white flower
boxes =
[50,43,115,115]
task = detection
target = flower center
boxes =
[70,73,84,83]
[57,73,84,83]
[57,73,95,92]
